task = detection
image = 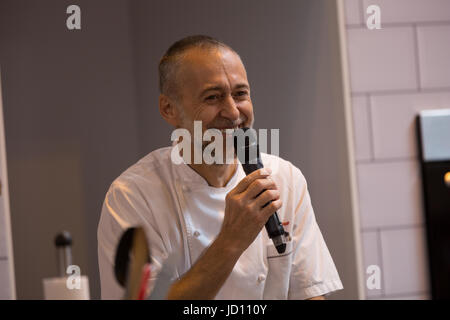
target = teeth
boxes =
[220,128,236,134]
[210,126,244,134]
[218,127,237,131]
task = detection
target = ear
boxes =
[159,94,180,127]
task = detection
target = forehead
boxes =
[176,47,248,91]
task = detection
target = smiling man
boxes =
[97,35,343,300]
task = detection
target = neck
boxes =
[188,160,238,188]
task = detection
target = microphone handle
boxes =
[241,161,287,254]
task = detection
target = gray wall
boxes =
[0,0,359,299]
[0,0,140,299]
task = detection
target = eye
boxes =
[234,90,249,98]
[205,94,220,101]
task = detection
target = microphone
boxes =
[233,127,289,254]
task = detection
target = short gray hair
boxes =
[158,35,236,99]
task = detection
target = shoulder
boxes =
[107,146,173,197]
[100,147,175,224]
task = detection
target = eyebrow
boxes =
[234,83,250,91]
[199,83,250,97]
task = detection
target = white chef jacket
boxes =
[97,146,343,299]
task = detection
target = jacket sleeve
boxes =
[288,167,344,299]
[98,177,170,300]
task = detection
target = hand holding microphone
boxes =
[220,167,283,254]
[219,127,288,255]
[233,127,289,254]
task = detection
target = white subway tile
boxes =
[380,292,430,300]
[417,25,450,89]
[380,227,430,295]
[362,231,383,297]
[0,259,12,299]
[356,160,424,229]
[362,0,450,24]
[346,27,417,93]
[366,296,383,300]
[370,92,450,159]
[352,96,373,161]
[344,0,363,25]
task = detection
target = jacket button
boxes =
[193,231,200,237]
[257,275,266,283]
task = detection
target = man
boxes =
[97,35,343,300]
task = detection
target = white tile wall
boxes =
[346,27,418,93]
[361,231,383,297]
[362,0,450,24]
[344,0,450,299]
[370,92,450,159]
[344,0,363,25]
[417,25,450,89]
[357,160,424,229]
[351,95,372,161]
[379,292,430,300]
[380,227,430,295]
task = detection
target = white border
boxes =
[336,0,366,300]
[0,69,16,299]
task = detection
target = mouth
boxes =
[220,127,241,135]
[212,124,245,133]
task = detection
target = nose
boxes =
[220,94,240,122]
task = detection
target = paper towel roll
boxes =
[43,276,90,300]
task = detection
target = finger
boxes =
[243,177,277,200]
[254,189,280,209]
[232,168,272,194]
[260,198,283,220]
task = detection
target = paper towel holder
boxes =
[54,231,73,277]
[42,230,90,299]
